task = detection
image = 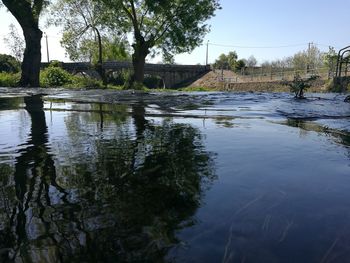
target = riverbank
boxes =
[189,70,329,92]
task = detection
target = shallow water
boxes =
[0,91,350,263]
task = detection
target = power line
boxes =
[207,42,340,50]
[208,42,308,49]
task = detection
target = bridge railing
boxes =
[42,61,210,73]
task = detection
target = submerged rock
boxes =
[345,95,350,102]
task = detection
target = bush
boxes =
[107,69,132,86]
[40,66,73,87]
[284,73,318,98]
[0,72,20,87]
[0,54,20,73]
[71,76,104,89]
[143,75,164,89]
[327,77,350,93]
[49,60,63,68]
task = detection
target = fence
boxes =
[216,67,333,84]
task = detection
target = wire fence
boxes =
[215,67,336,84]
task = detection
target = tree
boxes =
[214,53,229,70]
[292,44,324,72]
[49,0,125,84]
[246,55,257,68]
[60,34,130,63]
[286,73,314,99]
[227,51,238,69]
[323,46,337,77]
[1,0,48,87]
[3,24,25,61]
[100,0,220,88]
[214,51,238,70]
[0,54,21,73]
[234,59,246,73]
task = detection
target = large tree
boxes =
[100,0,220,88]
[49,0,126,84]
[1,0,47,87]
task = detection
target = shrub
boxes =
[143,75,164,89]
[284,73,318,98]
[327,77,350,93]
[107,69,132,86]
[49,60,63,68]
[0,54,20,73]
[71,76,104,89]
[0,72,20,87]
[40,66,73,87]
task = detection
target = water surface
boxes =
[0,91,350,263]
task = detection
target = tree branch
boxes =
[139,5,150,30]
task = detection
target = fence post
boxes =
[270,67,273,80]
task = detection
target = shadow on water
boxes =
[0,96,216,262]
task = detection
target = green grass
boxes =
[179,86,216,92]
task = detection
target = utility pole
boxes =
[206,40,209,65]
[45,33,50,63]
[307,42,312,73]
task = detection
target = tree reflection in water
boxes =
[0,96,216,262]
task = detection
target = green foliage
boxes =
[234,59,246,73]
[70,75,104,89]
[214,52,238,70]
[323,47,337,71]
[286,73,315,98]
[96,37,130,62]
[40,66,73,87]
[40,63,105,88]
[143,75,164,89]
[292,44,324,71]
[50,0,128,62]
[61,34,131,63]
[180,86,214,92]
[49,60,63,68]
[100,0,220,84]
[213,52,246,72]
[0,54,20,73]
[108,69,132,86]
[327,77,350,93]
[0,72,20,87]
[125,81,146,90]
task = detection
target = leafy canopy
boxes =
[49,0,128,62]
[100,0,220,59]
[213,51,246,72]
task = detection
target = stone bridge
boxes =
[41,61,210,88]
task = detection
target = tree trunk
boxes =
[1,0,44,87]
[94,27,107,85]
[21,27,42,87]
[129,41,150,89]
[132,52,146,83]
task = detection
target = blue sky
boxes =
[0,0,349,65]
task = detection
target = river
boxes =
[0,90,349,262]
